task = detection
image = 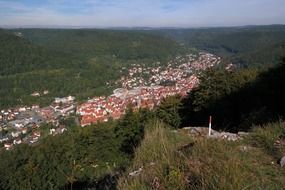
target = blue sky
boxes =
[0,0,284,28]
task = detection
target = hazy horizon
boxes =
[2,24,285,30]
[1,0,285,28]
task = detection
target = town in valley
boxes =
[0,52,232,150]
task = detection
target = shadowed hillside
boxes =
[181,58,285,132]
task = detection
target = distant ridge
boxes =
[1,24,285,30]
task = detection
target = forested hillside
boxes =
[0,29,76,75]
[0,29,185,108]
[14,29,183,61]
[159,25,285,67]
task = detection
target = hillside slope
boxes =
[0,29,76,76]
[118,121,285,189]
[158,25,285,67]
[0,29,185,108]
[11,29,184,61]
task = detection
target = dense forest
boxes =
[14,29,183,61]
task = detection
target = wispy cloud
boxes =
[0,0,284,27]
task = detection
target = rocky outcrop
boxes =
[279,156,285,168]
[181,127,249,141]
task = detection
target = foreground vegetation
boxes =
[0,122,125,189]
[118,121,285,190]
[1,108,284,189]
[0,107,152,190]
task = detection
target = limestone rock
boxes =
[129,167,143,177]
[279,156,285,168]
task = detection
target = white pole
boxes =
[208,116,212,136]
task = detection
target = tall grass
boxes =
[248,121,285,158]
[117,120,192,190]
[117,120,285,190]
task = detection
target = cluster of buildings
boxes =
[77,95,124,127]
[77,52,221,127]
[118,52,220,89]
[78,77,199,127]
[80,75,198,126]
[0,51,227,150]
[0,96,76,150]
